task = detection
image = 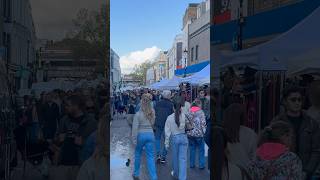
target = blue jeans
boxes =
[171,134,188,180]
[188,136,205,168]
[134,132,157,180]
[155,126,167,158]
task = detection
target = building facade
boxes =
[146,67,155,86]
[122,74,141,87]
[188,0,210,66]
[110,48,121,89]
[182,3,199,68]
[40,45,100,81]
[183,3,199,29]
[167,34,183,79]
[153,51,168,81]
[1,0,36,90]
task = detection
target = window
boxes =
[110,56,114,69]
[195,45,199,61]
[191,47,194,62]
[111,72,114,82]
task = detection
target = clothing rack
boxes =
[219,68,285,133]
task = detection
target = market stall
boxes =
[212,46,286,133]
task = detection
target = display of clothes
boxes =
[261,72,284,129]
[220,67,285,133]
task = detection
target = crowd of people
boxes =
[211,81,320,180]
[13,82,108,180]
[112,87,210,180]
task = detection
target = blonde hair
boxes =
[141,93,155,125]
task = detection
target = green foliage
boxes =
[128,60,154,85]
[56,4,107,76]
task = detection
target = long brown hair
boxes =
[140,93,155,125]
[222,103,246,143]
[173,96,184,127]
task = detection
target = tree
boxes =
[128,61,154,85]
[59,4,107,76]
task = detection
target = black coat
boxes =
[154,99,173,128]
[42,102,60,128]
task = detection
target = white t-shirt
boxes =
[227,126,257,168]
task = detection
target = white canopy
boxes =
[288,48,320,76]
[182,64,210,85]
[157,76,182,90]
[149,79,169,89]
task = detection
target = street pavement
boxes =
[110,113,210,180]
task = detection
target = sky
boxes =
[30,0,105,40]
[111,0,202,74]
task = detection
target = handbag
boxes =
[185,113,194,131]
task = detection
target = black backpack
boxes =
[59,134,79,166]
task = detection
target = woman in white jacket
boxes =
[165,96,188,180]
[223,103,258,169]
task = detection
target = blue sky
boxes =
[111,0,202,74]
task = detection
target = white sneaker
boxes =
[171,171,177,179]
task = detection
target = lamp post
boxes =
[183,49,188,77]
[238,0,245,50]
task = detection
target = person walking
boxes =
[42,93,60,141]
[127,94,137,127]
[131,93,157,180]
[222,103,257,169]
[307,81,320,122]
[186,100,207,169]
[165,96,188,180]
[212,126,243,180]
[77,114,108,180]
[180,91,191,115]
[198,89,210,124]
[53,95,98,180]
[154,90,173,163]
[247,121,304,179]
[272,86,320,179]
[307,81,320,177]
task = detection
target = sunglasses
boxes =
[288,97,302,103]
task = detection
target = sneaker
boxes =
[160,157,166,164]
[170,171,178,179]
[132,175,139,180]
[199,166,205,170]
[156,155,161,163]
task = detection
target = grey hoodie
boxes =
[131,110,155,145]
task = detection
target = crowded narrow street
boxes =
[110,113,210,180]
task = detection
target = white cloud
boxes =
[120,46,161,74]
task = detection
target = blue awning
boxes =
[175,60,210,76]
[211,0,320,44]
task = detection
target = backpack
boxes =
[59,135,79,165]
[185,112,194,132]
